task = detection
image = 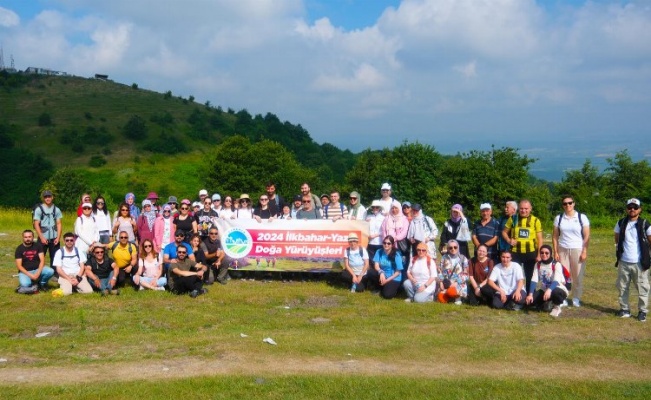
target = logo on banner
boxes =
[223,227,253,259]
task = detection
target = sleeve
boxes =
[14,246,22,260]
[553,214,560,228]
[394,253,404,271]
[582,213,590,227]
[362,248,369,260]
[488,267,499,283]
[33,207,42,221]
[614,221,621,234]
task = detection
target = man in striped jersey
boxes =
[502,199,543,291]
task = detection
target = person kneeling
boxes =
[487,250,526,310]
[526,245,568,317]
[170,245,207,298]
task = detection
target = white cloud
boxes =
[0,6,19,27]
[1,0,650,160]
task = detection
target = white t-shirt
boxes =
[489,262,524,295]
[554,212,589,249]
[614,219,651,263]
[408,257,437,286]
[53,246,87,276]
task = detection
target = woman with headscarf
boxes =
[380,199,410,271]
[526,244,569,317]
[437,239,469,305]
[153,204,175,253]
[439,204,471,259]
[125,193,140,219]
[77,193,92,217]
[137,199,157,245]
[347,191,366,220]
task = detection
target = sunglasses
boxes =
[417,249,427,253]
[562,201,574,206]
[628,205,640,210]
[448,246,458,250]
[540,251,550,255]
[209,232,218,235]
[302,200,311,203]
[144,244,152,248]
[96,201,104,205]
[177,251,187,255]
[225,199,232,202]
[164,209,171,213]
[64,238,75,242]
[175,234,185,237]
[241,199,250,203]
[94,251,104,254]
[180,207,189,210]
[119,236,128,239]
[121,209,128,212]
[383,242,392,245]
[83,206,92,210]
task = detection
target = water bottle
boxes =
[351,283,357,293]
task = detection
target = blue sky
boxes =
[1,0,649,179]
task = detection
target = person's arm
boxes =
[580,223,590,262]
[85,264,101,288]
[513,278,524,302]
[471,233,480,248]
[552,225,560,260]
[110,262,119,288]
[33,211,47,244]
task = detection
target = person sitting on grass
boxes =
[105,230,138,288]
[487,250,526,310]
[526,245,568,317]
[170,245,207,298]
[15,229,54,293]
[133,239,166,291]
[341,233,369,292]
[85,246,120,296]
[437,240,469,305]
[403,242,437,303]
[367,235,403,299]
[53,232,93,296]
[467,244,496,306]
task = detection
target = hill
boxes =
[0,72,356,207]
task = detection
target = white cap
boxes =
[480,203,492,210]
[370,200,384,211]
[627,198,641,206]
[381,183,391,190]
[199,189,208,196]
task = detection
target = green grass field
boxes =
[1,209,650,399]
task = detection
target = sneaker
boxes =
[617,309,631,318]
[572,298,581,308]
[101,289,109,296]
[454,299,462,305]
[560,300,568,308]
[638,312,647,322]
[139,285,145,291]
[404,298,413,303]
[189,290,199,298]
[38,284,50,292]
[154,286,166,291]
[110,289,120,296]
[217,279,227,285]
[512,304,523,311]
[200,288,209,295]
[550,306,562,318]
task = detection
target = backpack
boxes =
[61,246,81,262]
[536,260,571,284]
[16,285,39,294]
[616,217,651,270]
[557,212,585,238]
[32,203,60,230]
[111,241,135,257]
[324,203,345,219]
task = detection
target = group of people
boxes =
[14,183,650,322]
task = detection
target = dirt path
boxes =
[1,354,648,385]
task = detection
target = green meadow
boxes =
[0,209,650,399]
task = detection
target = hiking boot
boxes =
[638,312,647,322]
[189,290,199,298]
[217,279,227,285]
[617,309,631,318]
[550,306,562,317]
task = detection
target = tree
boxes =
[204,136,317,198]
[604,150,651,211]
[122,115,147,140]
[555,160,610,216]
[41,167,90,211]
[345,142,444,209]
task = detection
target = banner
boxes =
[215,219,369,272]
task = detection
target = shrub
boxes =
[38,112,52,127]
[89,155,107,167]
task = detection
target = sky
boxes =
[1,0,650,179]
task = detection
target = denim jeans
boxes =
[88,271,115,291]
[18,267,55,287]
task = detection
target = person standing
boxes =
[74,202,99,257]
[299,182,322,210]
[377,183,394,216]
[265,181,285,212]
[552,195,590,308]
[296,195,322,220]
[15,230,54,292]
[323,191,348,221]
[614,198,651,322]
[472,203,500,262]
[33,190,62,268]
[347,191,366,220]
[503,199,543,291]
[440,204,472,259]
[497,201,518,254]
